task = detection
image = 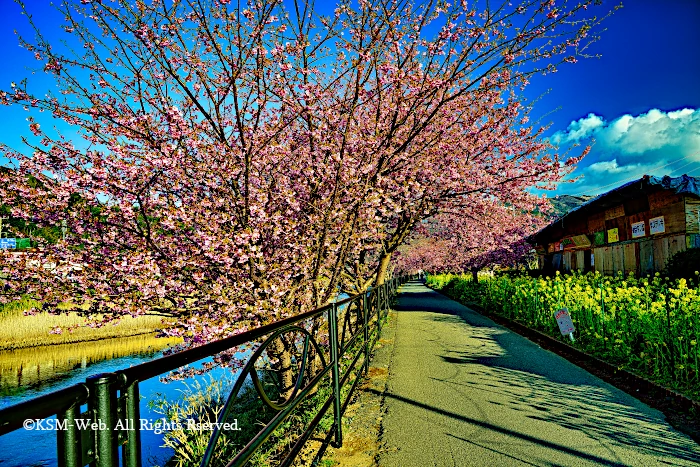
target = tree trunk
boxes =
[374,252,392,286]
[304,316,324,395]
[471,268,479,283]
[269,336,295,403]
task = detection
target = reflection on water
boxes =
[0,334,182,397]
[0,334,254,467]
[0,334,187,467]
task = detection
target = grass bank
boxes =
[0,297,171,350]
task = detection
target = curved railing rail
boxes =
[0,276,409,467]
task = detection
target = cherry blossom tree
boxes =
[0,0,611,343]
[394,206,547,281]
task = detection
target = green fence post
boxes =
[363,292,370,375]
[328,303,343,448]
[122,379,142,467]
[57,404,81,467]
[87,373,118,467]
[377,287,383,335]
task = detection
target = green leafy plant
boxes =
[664,248,700,281]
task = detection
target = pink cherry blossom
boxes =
[0,0,606,345]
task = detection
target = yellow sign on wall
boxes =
[607,228,619,243]
[571,234,591,247]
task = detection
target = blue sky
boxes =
[1,0,699,197]
[525,0,700,196]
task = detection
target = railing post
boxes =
[122,380,142,467]
[87,373,118,467]
[377,287,383,335]
[363,292,370,375]
[328,303,343,448]
[57,404,81,467]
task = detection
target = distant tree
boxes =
[395,204,547,280]
[0,0,611,343]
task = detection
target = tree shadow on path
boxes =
[387,282,700,465]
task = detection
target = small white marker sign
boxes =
[649,216,665,235]
[631,221,646,239]
[554,308,576,342]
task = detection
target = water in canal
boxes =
[0,334,241,467]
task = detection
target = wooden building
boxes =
[530,175,700,276]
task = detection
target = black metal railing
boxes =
[0,276,409,467]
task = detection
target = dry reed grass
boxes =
[0,297,174,350]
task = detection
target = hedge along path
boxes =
[377,280,700,467]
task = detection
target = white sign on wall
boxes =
[649,216,665,235]
[631,221,646,238]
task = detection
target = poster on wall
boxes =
[649,216,665,235]
[593,231,605,245]
[631,221,646,238]
[571,235,591,247]
[607,228,619,243]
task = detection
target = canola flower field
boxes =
[427,272,700,400]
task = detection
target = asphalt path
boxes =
[378,281,700,467]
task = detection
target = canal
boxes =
[0,334,239,467]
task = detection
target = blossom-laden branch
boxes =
[0,0,614,344]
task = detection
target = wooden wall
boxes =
[576,250,585,272]
[653,234,687,271]
[687,197,700,235]
[541,193,700,276]
[588,212,605,234]
[585,235,686,276]
[649,191,684,210]
[639,240,654,276]
[624,243,636,274]
[563,251,571,272]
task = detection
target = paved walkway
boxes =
[378,281,700,467]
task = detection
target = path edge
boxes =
[426,283,700,444]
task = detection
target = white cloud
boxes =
[553,108,700,156]
[552,108,700,196]
[586,160,638,174]
[551,113,604,144]
[668,108,694,120]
